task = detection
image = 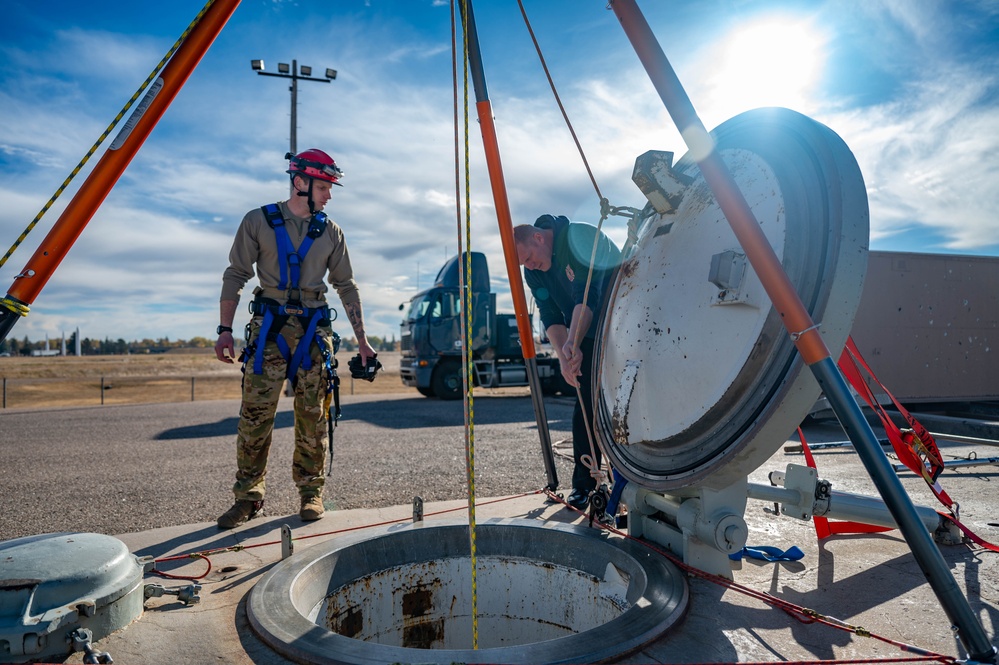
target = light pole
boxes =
[250,59,337,157]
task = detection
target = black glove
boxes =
[348,353,382,381]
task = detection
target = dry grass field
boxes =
[0,349,411,409]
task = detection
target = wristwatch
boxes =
[217,325,233,335]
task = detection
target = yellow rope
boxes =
[0,0,217,273]
[0,296,30,318]
[453,0,479,649]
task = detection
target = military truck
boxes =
[398,252,565,399]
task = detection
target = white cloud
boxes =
[820,63,999,252]
[2,0,997,347]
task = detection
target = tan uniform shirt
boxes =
[220,201,361,310]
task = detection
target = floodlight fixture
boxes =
[251,58,338,171]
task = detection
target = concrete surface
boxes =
[67,491,999,663]
[0,393,578,540]
[2,397,997,663]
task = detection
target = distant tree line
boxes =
[339,335,397,353]
[0,333,399,356]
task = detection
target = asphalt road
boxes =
[4,391,998,545]
[0,393,578,540]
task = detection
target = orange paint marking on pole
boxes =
[697,157,829,364]
[475,99,537,361]
[610,0,828,366]
[459,0,557,490]
[609,4,998,658]
[5,0,242,309]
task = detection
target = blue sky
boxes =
[1,0,997,344]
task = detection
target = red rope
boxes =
[543,489,958,664]
[838,337,953,508]
[798,428,894,539]
[151,490,544,568]
[939,511,999,554]
[836,337,998,552]
[148,553,212,581]
[146,486,962,663]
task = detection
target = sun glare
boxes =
[705,18,825,117]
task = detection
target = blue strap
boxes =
[729,545,805,562]
[288,308,325,380]
[287,235,315,292]
[275,336,292,369]
[251,204,328,380]
[606,468,627,517]
[262,204,290,290]
[274,233,292,290]
[261,203,317,293]
[252,308,277,375]
[251,304,331,381]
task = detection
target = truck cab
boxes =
[399,252,563,399]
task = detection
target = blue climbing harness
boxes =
[246,203,337,387]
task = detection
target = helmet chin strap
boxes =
[295,177,317,215]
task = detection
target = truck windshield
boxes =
[406,291,458,322]
[406,294,432,321]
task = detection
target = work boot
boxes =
[565,489,590,511]
[216,499,264,530]
[300,496,325,522]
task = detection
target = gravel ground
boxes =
[0,392,578,540]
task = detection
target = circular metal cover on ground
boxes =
[0,532,145,663]
[248,518,688,664]
[596,107,869,491]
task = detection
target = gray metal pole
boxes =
[815,357,995,660]
[524,358,558,490]
[290,59,298,156]
[610,1,995,660]
[253,57,332,195]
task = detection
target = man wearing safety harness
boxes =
[214,148,377,529]
[515,215,621,511]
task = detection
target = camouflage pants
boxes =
[232,315,335,501]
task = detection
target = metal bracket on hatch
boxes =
[780,464,820,520]
[622,481,749,579]
[755,464,944,535]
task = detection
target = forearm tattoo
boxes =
[345,302,365,339]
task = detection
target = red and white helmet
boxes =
[286,148,344,186]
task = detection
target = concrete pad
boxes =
[67,464,999,664]
[57,426,999,664]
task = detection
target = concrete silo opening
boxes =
[248,519,687,665]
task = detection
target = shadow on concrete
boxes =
[153,394,572,440]
[154,411,294,441]
[335,395,573,430]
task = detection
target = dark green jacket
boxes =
[524,215,621,339]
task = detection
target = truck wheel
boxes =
[417,386,436,398]
[432,362,463,400]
